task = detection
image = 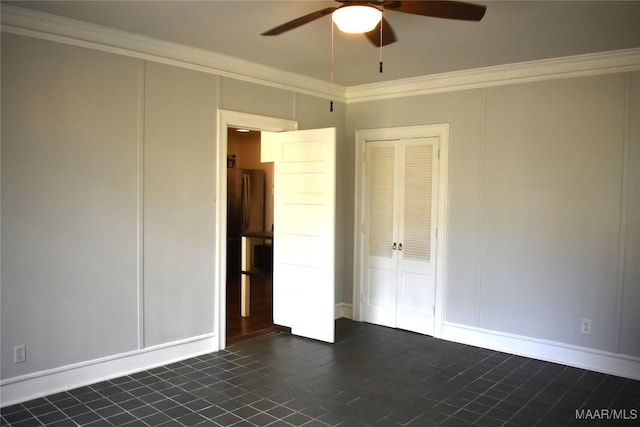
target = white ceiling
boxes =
[5,0,640,86]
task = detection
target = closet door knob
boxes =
[398,243,403,251]
[392,242,397,250]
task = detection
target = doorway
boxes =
[225,127,274,344]
[216,111,337,348]
[215,111,298,350]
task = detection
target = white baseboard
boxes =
[6,320,635,407]
[335,303,353,320]
[442,322,640,380]
[0,333,218,408]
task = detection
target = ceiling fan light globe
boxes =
[332,5,382,33]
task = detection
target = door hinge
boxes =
[433,305,436,316]
[437,147,440,160]
[360,292,365,303]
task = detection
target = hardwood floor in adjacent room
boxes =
[226,275,274,345]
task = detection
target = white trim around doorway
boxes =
[215,111,297,350]
[352,124,449,339]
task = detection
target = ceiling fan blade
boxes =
[262,7,338,36]
[386,0,486,22]
[364,18,398,47]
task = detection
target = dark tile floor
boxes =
[2,319,639,426]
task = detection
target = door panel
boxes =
[281,204,324,235]
[264,128,336,343]
[363,143,397,327]
[399,271,431,313]
[366,266,396,327]
[283,172,327,192]
[396,267,436,334]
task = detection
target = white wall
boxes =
[143,62,218,346]
[481,76,625,350]
[1,34,141,377]
[220,77,296,121]
[0,34,220,383]
[346,72,640,363]
[621,73,640,357]
[0,32,347,404]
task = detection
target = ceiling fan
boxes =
[262,0,487,47]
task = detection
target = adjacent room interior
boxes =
[226,128,275,344]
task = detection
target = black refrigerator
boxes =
[227,168,265,278]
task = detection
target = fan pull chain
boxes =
[379,15,383,73]
[330,20,335,112]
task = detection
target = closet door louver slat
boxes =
[368,146,395,259]
[403,145,433,262]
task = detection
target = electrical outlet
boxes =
[581,318,592,335]
[14,344,26,363]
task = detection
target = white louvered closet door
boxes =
[363,138,439,335]
[396,139,438,335]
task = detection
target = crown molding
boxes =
[0,4,346,102]
[3,4,639,105]
[346,48,640,103]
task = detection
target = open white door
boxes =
[262,128,336,343]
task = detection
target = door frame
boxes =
[353,124,449,338]
[215,110,297,350]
